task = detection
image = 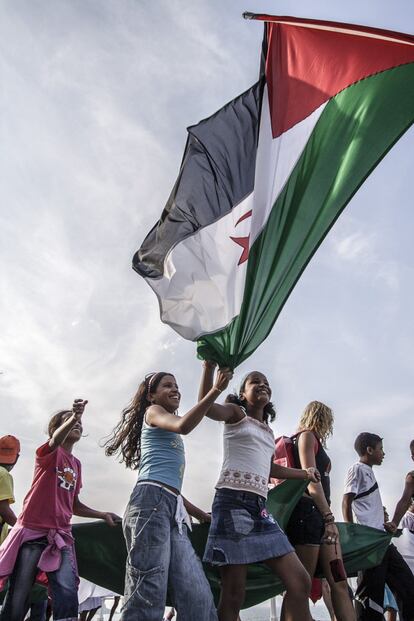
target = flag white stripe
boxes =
[250,87,326,243]
[147,90,326,340]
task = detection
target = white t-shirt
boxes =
[344,462,384,530]
[395,511,414,575]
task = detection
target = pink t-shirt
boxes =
[19,442,82,530]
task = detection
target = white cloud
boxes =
[330,228,400,292]
[335,231,376,261]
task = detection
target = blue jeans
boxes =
[0,538,78,621]
[122,484,217,621]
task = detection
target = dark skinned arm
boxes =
[385,472,414,532]
[342,493,355,523]
[182,497,211,523]
[49,399,87,449]
[73,496,121,526]
[148,368,233,434]
[270,462,319,482]
[198,362,241,423]
[0,499,17,527]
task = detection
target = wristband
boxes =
[213,386,222,394]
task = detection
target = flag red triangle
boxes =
[258,16,414,137]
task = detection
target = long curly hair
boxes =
[298,400,334,447]
[104,372,171,470]
[225,371,276,424]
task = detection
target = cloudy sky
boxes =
[1,0,413,536]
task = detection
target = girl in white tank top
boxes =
[199,363,319,621]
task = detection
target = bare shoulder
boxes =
[225,403,246,424]
[298,430,315,445]
[405,471,414,484]
[146,404,170,424]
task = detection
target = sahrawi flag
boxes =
[133,14,414,369]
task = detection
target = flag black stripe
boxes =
[133,79,264,279]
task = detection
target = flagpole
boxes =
[243,12,257,20]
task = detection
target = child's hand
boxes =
[322,521,339,545]
[384,521,397,534]
[203,360,217,370]
[103,512,122,527]
[72,399,88,421]
[305,467,320,483]
[214,368,233,392]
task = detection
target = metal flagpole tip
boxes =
[243,12,256,20]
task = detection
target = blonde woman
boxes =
[285,401,355,621]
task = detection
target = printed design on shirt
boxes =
[170,438,183,450]
[56,465,77,492]
[218,468,269,495]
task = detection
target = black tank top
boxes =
[292,431,331,505]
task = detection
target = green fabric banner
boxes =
[73,480,392,609]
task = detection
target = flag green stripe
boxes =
[71,479,391,607]
[198,62,414,368]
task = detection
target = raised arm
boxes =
[0,500,17,528]
[148,368,233,435]
[385,472,414,533]
[198,361,217,401]
[49,399,87,449]
[198,362,240,423]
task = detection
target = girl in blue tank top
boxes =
[105,368,232,621]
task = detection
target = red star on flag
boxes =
[230,209,252,265]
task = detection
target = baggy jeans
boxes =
[0,538,78,621]
[121,483,218,621]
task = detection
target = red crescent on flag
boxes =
[230,210,252,265]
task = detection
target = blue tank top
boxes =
[137,415,186,492]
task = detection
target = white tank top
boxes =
[216,413,275,498]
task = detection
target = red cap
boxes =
[0,435,20,464]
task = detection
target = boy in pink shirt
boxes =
[0,399,120,621]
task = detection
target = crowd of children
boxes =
[0,364,413,621]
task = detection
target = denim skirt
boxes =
[203,488,293,566]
